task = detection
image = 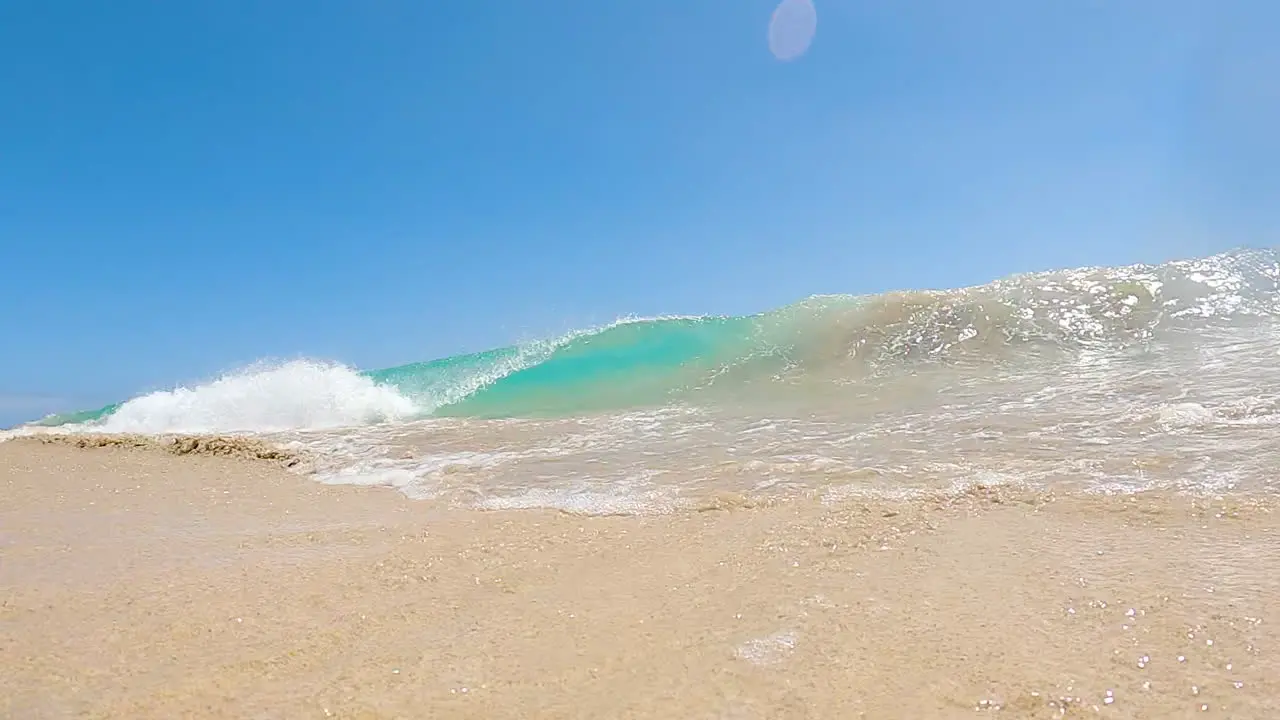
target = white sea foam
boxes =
[96,360,418,434]
[472,487,683,515]
[1156,402,1216,429]
[310,448,520,497]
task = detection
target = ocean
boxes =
[13,248,1280,514]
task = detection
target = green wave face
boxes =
[370,315,786,418]
[30,404,123,427]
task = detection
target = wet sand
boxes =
[3,437,1280,719]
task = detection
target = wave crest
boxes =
[23,248,1280,433]
[95,360,418,434]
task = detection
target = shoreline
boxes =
[3,438,1279,718]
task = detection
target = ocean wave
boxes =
[91,360,417,434]
[23,248,1280,434]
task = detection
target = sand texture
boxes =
[3,438,1280,719]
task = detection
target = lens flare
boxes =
[768,0,817,61]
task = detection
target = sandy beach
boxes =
[1,437,1277,719]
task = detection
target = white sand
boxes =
[3,437,1279,718]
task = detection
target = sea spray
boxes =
[96,360,417,434]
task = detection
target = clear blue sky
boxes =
[1,0,1276,425]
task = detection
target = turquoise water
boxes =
[31,405,124,427]
[372,314,786,418]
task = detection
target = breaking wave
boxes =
[25,248,1280,434]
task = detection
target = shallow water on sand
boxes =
[4,439,1280,718]
[272,322,1280,513]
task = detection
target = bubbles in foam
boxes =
[97,360,417,434]
[308,446,520,498]
[472,487,682,516]
[1156,403,1215,430]
[734,631,799,666]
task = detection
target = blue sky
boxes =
[1,0,1276,426]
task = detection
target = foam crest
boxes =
[96,360,418,434]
